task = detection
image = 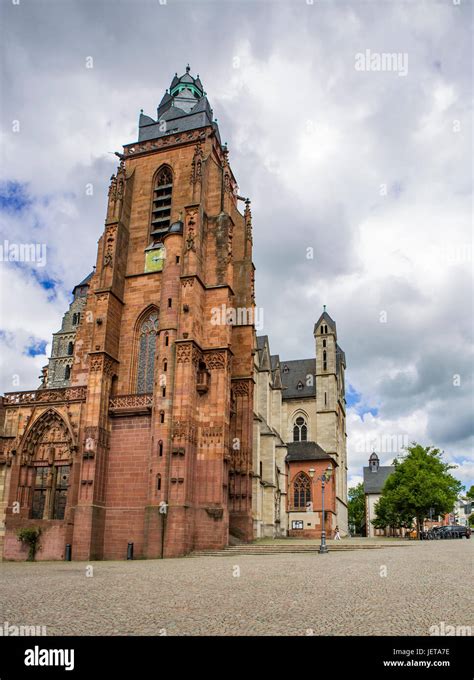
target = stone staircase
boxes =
[188,541,412,557]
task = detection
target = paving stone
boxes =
[0,540,472,636]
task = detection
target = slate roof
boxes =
[314,310,337,335]
[286,441,332,462]
[336,344,346,372]
[137,68,219,144]
[280,358,316,399]
[270,354,282,389]
[363,465,395,494]
[72,271,93,296]
[255,335,271,369]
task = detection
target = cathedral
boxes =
[0,68,347,560]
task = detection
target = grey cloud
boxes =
[1,0,472,485]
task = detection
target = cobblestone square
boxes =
[0,540,472,636]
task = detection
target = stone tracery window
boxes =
[137,310,159,393]
[53,465,70,520]
[293,416,308,442]
[23,410,73,521]
[32,466,49,519]
[31,465,70,520]
[293,472,311,509]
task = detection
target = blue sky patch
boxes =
[346,384,361,408]
[24,338,47,357]
[0,181,32,213]
[346,384,379,418]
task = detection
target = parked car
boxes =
[431,525,471,539]
[445,525,471,539]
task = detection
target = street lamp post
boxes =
[309,464,333,554]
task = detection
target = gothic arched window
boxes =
[26,410,72,521]
[293,416,308,442]
[137,310,159,393]
[293,472,311,509]
[67,342,74,356]
[64,365,71,380]
[151,166,173,240]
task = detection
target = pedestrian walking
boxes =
[334,525,341,541]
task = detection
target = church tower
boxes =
[70,67,255,558]
[1,67,255,561]
[314,308,348,532]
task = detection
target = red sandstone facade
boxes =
[0,70,255,560]
[287,460,336,539]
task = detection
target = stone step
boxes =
[221,544,407,551]
[188,543,411,557]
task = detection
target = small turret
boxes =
[369,452,380,472]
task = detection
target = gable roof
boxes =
[363,465,395,494]
[280,358,315,399]
[286,441,334,463]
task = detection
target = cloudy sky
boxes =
[0,0,472,490]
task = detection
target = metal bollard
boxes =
[65,544,72,561]
[127,542,134,560]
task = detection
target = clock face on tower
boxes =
[144,244,165,273]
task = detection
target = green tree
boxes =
[466,485,474,500]
[373,443,462,539]
[372,494,413,536]
[348,482,365,534]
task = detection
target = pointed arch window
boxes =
[137,311,159,393]
[32,464,70,520]
[293,472,311,509]
[64,365,71,380]
[151,166,173,240]
[32,466,49,519]
[293,416,308,442]
[26,411,73,521]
